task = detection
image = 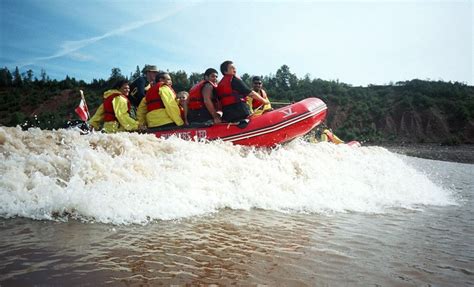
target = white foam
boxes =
[0,126,456,224]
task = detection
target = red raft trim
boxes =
[147,97,327,147]
[220,104,326,142]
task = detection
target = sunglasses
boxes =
[253,82,262,85]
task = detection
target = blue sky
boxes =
[0,0,472,86]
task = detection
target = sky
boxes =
[0,0,472,86]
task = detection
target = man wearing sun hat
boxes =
[129,64,159,112]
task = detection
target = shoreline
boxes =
[368,143,474,164]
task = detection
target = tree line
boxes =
[0,65,473,143]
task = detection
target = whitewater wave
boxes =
[0,126,455,225]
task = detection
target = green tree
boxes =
[275,65,297,90]
[241,73,251,86]
[13,66,23,87]
[132,65,141,80]
[25,69,34,84]
[60,75,74,89]
[9,111,27,126]
[108,67,124,83]
[40,69,48,83]
[188,72,203,86]
[0,67,13,86]
[170,70,189,91]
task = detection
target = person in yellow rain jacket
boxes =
[309,125,344,144]
[247,76,272,116]
[136,72,184,129]
[88,79,138,133]
[309,124,361,146]
[88,105,104,131]
[320,128,344,144]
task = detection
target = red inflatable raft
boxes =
[147,97,327,147]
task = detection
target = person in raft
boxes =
[187,68,222,124]
[310,124,344,144]
[176,91,189,125]
[247,76,272,115]
[320,128,344,144]
[216,60,269,123]
[88,79,138,133]
[128,64,159,114]
[137,72,184,129]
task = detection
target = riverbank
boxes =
[373,143,474,164]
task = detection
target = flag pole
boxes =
[79,90,91,120]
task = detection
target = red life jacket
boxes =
[103,92,131,122]
[146,82,165,112]
[188,80,217,110]
[252,89,268,109]
[216,74,246,107]
[146,82,179,112]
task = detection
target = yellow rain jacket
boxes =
[321,129,344,144]
[88,104,104,131]
[137,85,184,128]
[247,89,272,116]
[88,89,138,133]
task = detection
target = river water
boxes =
[0,127,472,286]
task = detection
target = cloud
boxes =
[68,52,95,62]
[20,3,193,67]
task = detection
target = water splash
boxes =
[0,126,455,224]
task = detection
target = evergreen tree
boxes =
[25,69,34,84]
[60,75,74,89]
[241,73,251,86]
[132,65,141,79]
[0,67,13,87]
[13,66,23,87]
[170,70,189,91]
[108,67,124,83]
[188,72,203,86]
[275,65,297,90]
[40,69,48,83]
